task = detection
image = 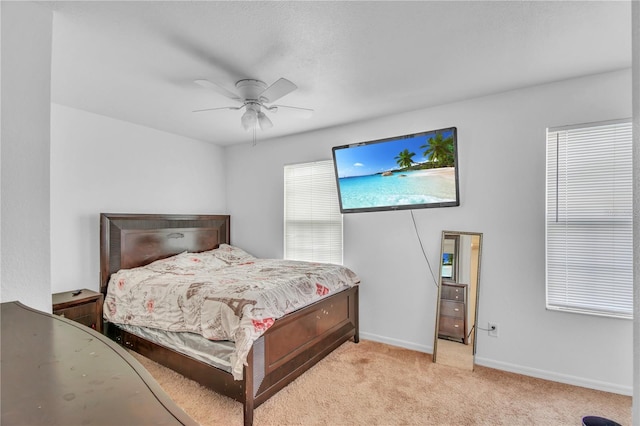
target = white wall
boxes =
[50,104,227,294]
[225,69,633,394]
[0,2,53,312]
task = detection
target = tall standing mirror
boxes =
[433,231,483,370]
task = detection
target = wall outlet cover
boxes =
[488,322,499,337]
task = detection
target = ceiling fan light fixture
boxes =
[257,111,273,130]
[241,108,257,131]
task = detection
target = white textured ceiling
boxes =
[48,1,631,146]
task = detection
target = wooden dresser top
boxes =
[1,301,196,426]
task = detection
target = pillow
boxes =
[208,244,256,265]
[145,251,226,273]
[180,251,228,269]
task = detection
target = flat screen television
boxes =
[331,127,459,213]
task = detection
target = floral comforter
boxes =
[103,244,360,380]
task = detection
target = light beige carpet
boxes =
[132,340,631,426]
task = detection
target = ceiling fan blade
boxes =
[192,106,243,113]
[271,104,314,119]
[259,78,297,103]
[194,79,243,102]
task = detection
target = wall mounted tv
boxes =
[332,127,460,213]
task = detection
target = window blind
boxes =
[546,120,633,319]
[284,160,343,264]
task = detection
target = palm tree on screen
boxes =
[395,149,415,169]
[421,133,455,166]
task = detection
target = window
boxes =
[546,119,633,319]
[284,160,343,264]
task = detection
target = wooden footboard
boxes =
[106,286,359,426]
[252,285,359,407]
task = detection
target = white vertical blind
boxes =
[546,120,633,319]
[284,160,343,264]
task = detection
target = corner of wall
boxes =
[1,1,53,313]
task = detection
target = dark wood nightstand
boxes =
[52,289,103,333]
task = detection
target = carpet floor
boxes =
[132,340,631,426]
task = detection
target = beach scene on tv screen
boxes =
[334,129,457,210]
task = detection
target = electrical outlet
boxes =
[488,322,499,337]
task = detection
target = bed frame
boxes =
[99,213,359,426]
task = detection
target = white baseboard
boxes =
[474,356,632,396]
[358,332,631,396]
[359,331,433,354]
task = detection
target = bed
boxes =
[99,213,359,426]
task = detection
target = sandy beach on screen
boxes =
[403,166,455,177]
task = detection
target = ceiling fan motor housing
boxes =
[235,79,267,101]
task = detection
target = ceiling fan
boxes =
[193,78,313,131]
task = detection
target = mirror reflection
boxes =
[433,231,482,370]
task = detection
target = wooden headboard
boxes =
[99,213,230,294]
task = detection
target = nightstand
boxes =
[52,289,103,333]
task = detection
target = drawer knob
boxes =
[454,324,459,328]
[454,308,459,312]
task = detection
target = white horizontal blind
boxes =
[546,120,633,319]
[284,160,343,264]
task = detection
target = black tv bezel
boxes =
[331,126,460,214]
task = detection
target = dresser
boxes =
[1,301,197,426]
[438,282,468,344]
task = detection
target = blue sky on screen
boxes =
[334,129,453,178]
